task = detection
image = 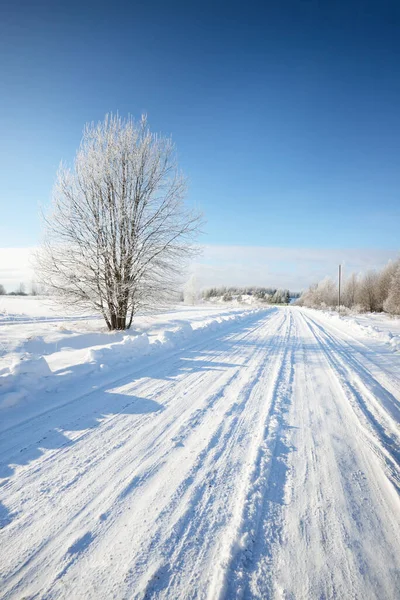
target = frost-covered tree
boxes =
[183,274,199,305]
[297,258,400,314]
[0,284,5,295]
[30,280,39,296]
[383,264,400,315]
[377,259,399,310]
[296,277,337,308]
[295,283,316,307]
[271,290,279,303]
[315,277,337,307]
[358,270,380,312]
[16,282,26,296]
[36,114,201,330]
[343,272,359,308]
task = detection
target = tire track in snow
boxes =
[278,309,400,600]
[302,309,400,395]
[0,310,272,448]
[303,311,400,425]
[2,308,399,599]
[0,310,283,599]
[105,311,290,599]
[275,314,361,600]
[206,310,296,600]
[301,311,400,492]
[0,310,275,497]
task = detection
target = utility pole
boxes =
[338,264,342,317]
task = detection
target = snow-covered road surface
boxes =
[1,307,399,599]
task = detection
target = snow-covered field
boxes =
[0,299,399,599]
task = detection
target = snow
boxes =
[0,302,399,599]
[302,307,400,353]
[0,299,263,427]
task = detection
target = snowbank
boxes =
[0,309,265,411]
[303,308,400,353]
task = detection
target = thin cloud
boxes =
[0,245,398,293]
[0,248,35,290]
[191,245,399,291]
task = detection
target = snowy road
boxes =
[1,307,399,599]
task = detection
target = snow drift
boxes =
[0,309,265,412]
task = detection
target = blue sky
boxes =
[0,0,399,288]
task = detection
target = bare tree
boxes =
[30,280,39,296]
[358,271,380,312]
[0,284,5,295]
[343,272,358,308]
[307,277,337,308]
[183,274,199,305]
[36,114,201,330]
[297,258,400,314]
[16,282,26,296]
[377,259,399,310]
[384,264,400,315]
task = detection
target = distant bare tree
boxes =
[16,282,26,296]
[343,272,358,308]
[30,280,39,296]
[313,277,337,307]
[36,114,201,330]
[377,259,399,310]
[0,283,5,295]
[297,258,400,314]
[183,274,199,305]
[384,264,400,315]
[358,271,380,312]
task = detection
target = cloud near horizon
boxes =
[192,246,399,291]
[0,246,398,293]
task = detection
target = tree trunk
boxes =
[108,307,128,330]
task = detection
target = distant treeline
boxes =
[0,282,43,296]
[296,258,400,315]
[202,286,301,303]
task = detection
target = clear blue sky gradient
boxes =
[1,0,399,249]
